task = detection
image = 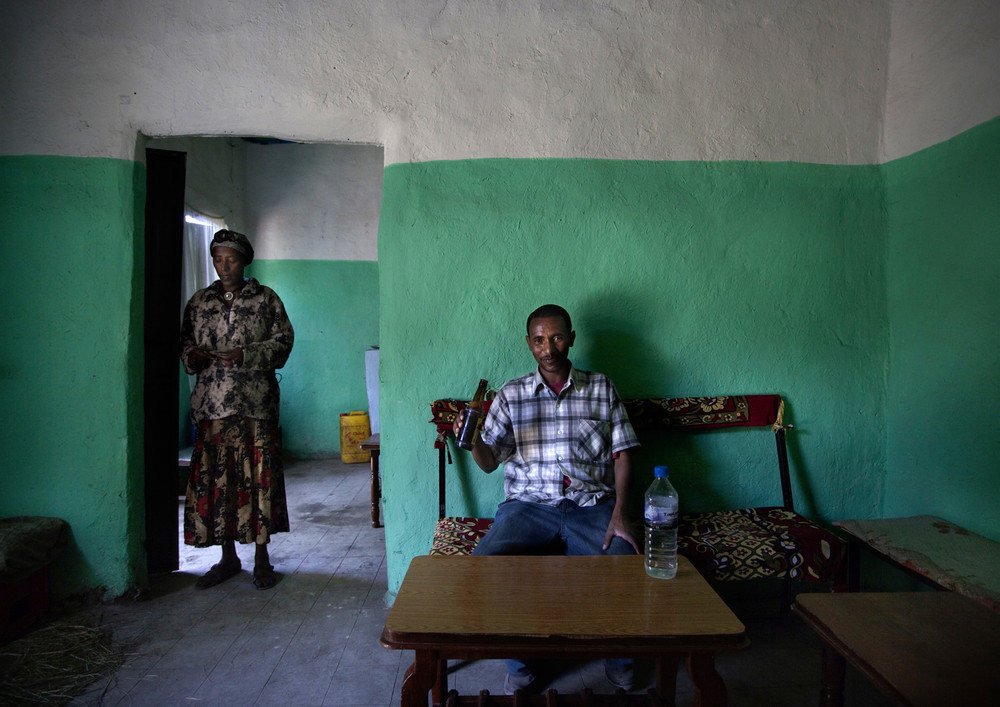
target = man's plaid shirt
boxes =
[480,366,639,507]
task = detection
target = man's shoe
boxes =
[504,672,535,695]
[605,664,634,691]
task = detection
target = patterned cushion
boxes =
[678,507,847,589]
[428,509,847,592]
[430,516,494,556]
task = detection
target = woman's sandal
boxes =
[253,564,278,590]
[195,561,241,589]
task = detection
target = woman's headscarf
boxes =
[210,230,254,265]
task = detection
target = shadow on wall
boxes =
[574,290,668,398]
[573,291,685,515]
[782,399,821,519]
[570,291,810,517]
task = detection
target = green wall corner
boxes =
[0,155,146,598]
[884,117,1000,539]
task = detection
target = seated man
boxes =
[454,304,640,694]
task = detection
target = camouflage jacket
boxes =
[180,278,294,422]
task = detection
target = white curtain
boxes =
[180,209,226,400]
[181,209,226,322]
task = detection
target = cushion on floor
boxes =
[1,517,68,583]
[1,516,69,642]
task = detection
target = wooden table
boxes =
[360,433,380,527]
[794,591,1000,707]
[381,554,746,707]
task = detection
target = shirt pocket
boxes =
[574,418,611,462]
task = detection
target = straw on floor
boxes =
[0,623,124,705]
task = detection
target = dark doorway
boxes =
[143,148,186,574]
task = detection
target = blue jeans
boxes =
[472,499,635,679]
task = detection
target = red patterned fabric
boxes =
[428,509,847,588]
[678,507,847,589]
[431,396,779,446]
[430,517,494,556]
[623,395,781,430]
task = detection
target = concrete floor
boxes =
[65,458,891,706]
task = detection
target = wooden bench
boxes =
[790,517,1000,704]
[794,590,1000,706]
[429,395,847,597]
[836,515,1000,612]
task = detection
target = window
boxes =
[181,210,226,320]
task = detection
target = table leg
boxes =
[432,658,447,706]
[687,653,727,707]
[370,450,381,528]
[400,649,439,707]
[819,644,845,707]
[846,537,861,592]
[655,655,680,706]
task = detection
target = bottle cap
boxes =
[654,465,669,478]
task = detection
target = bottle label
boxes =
[645,504,678,525]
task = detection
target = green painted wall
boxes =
[378,158,889,592]
[247,259,379,457]
[0,155,146,598]
[4,120,997,600]
[884,117,1000,539]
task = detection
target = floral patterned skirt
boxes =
[184,417,290,547]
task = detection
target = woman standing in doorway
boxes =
[180,229,294,590]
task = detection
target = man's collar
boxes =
[532,365,580,395]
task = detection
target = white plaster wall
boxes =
[2,0,894,165]
[882,0,1000,161]
[3,1,995,166]
[246,143,383,261]
[146,137,248,228]
[139,138,381,260]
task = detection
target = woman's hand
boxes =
[216,348,244,367]
[187,347,243,370]
[186,348,215,372]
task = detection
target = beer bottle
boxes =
[455,379,488,450]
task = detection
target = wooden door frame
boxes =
[143,148,186,574]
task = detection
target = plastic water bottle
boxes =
[644,465,679,579]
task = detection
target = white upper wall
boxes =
[882,0,1000,161]
[0,1,994,165]
[246,142,383,261]
[146,136,248,228]
[0,0,883,164]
